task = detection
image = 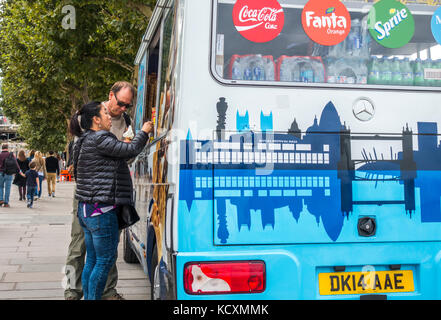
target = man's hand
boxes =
[142,121,154,134]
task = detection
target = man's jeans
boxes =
[77,204,120,300]
[0,173,13,204]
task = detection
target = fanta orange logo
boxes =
[302,0,351,46]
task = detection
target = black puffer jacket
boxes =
[73,129,149,205]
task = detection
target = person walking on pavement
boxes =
[45,151,60,197]
[25,161,40,209]
[13,150,30,201]
[31,151,47,199]
[27,150,35,162]
[0,144,20,207]
[64,81,137,300]
[71,101,152,300]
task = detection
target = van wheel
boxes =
[150,245,160,300]
[123,229,139,264]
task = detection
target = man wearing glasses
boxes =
[103,81,135,140]
[64,81,136,300]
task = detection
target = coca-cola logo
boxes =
[302,0,351,46]
[233,0,284,43]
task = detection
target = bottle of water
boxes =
[401,58,414,86]
[326,58,337,83]
[360,16,370,58]
[368,56,380,84]
[357,59,368,84]
[435,59,441,87]
[231,59,242,80]
[348,19,362,57]
[423,59,434,87]
[391,57,403,85]
[292,58,302,82]
[279,58,292,82]
[300,60,314,83]
[414,58,425,86]
[243,67,253,81]
[264,57,275,81]
[379,58,392,85]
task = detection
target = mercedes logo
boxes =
[352,98,375,122]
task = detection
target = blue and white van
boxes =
[124,0,441,299]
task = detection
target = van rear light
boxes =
[184,261,265,294]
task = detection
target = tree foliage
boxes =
[0,0,156,152]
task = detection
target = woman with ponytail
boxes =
[71,101,153,300]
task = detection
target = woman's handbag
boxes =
[117,204,140,230]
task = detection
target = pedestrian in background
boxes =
[57,154,64,182]
[25,161,39,209]
[0,144,20,207]
[13,150,30,201]
[31,151,46,199]
[71,101,152,300]
[27,150,35,162]
[45,151,59,197]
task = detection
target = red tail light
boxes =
[184,261,266,295]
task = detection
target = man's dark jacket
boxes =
[73,129,148,206]
[45,156,60,174]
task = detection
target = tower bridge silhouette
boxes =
[179,99,441,243]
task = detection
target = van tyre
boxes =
[150,244,160,300]
[123,229,139,264]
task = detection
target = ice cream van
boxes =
[124,0,441,299]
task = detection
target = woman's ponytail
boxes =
[69,111,82,137]
[69,101,102,137]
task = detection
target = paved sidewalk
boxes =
[0,180,150,300]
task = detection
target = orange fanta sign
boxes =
[302,0,351,46]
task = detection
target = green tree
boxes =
[0,0,156,152]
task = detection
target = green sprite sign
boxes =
[368,0,415,49]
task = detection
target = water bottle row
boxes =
[228,54,441,87]
[368,57,441,86]
[325,57,368,84]
[228,54,326,83]
[229,54,275,81]
[278,56,325,83]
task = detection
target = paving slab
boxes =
[0,181,151,300]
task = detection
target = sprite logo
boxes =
[368,0,414,49]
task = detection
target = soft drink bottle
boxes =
[379,58,392,85]
[414,58,425,86]
[391,57,403,85]
[368,56,380,84]
[401,58,413,86]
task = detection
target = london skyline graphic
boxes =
[179,98,441,244]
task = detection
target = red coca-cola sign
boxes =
[232,0,285,43]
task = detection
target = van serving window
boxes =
[212,0,441,89]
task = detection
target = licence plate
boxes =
[319,270,414,295]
